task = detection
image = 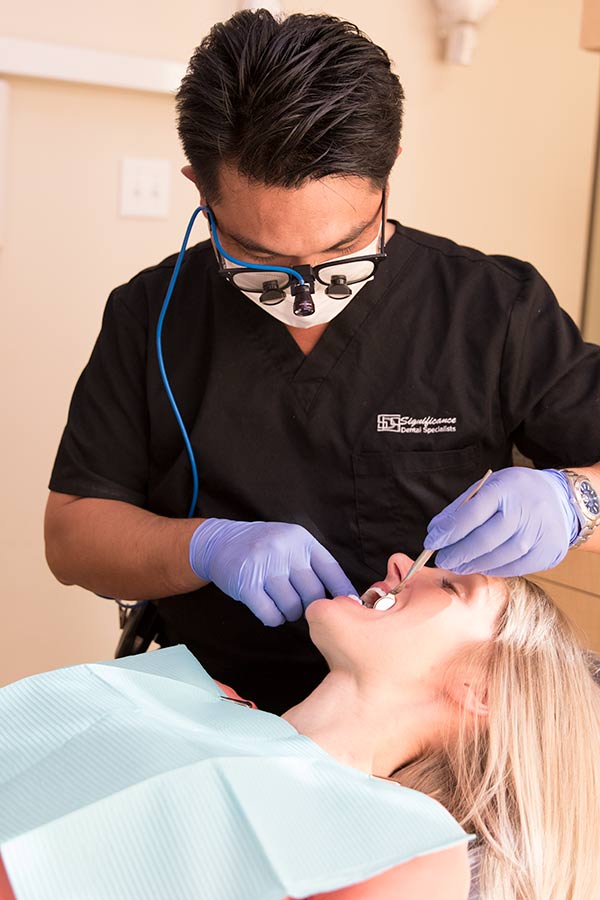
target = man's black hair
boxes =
[176,9,404,203]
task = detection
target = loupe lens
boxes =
[232,270,290,292]
[317,258,375,286]
[325,275,352,299]
[260,280,286,305]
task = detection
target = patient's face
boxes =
[306,554,508,692]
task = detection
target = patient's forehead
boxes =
[486,576,511,620]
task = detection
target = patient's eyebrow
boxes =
[477,573,493,606]
[444,574,488,602]
[220,205,381,258]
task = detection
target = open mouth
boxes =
[360,586,398,610]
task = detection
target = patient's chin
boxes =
[304,597,347,645]
[305,597,329,622]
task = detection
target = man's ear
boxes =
[181,165,209,214]
[181,165,198,186]
[384,147,402,192]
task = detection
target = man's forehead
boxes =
[215,163,379,204]
[210,167,383,257]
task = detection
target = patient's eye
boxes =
[440,577,460,596]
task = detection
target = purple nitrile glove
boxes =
[423,467,580,577]
[189,519,357,627]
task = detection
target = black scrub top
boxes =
[50,221,600,713]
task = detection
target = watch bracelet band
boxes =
[560,469,600,549]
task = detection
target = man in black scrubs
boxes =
[45,11,600,714]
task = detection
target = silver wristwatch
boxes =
[561,469,600,548]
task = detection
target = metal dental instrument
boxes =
[361,469,493,610]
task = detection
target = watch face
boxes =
[579,480,600,516]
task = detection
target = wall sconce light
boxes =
[433,0,498,65]
[239,0,283,14]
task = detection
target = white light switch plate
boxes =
[120,158,170,218]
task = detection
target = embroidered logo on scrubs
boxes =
[377,414,457,435]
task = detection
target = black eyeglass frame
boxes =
[213,189,388,293]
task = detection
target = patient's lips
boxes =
[359,586,384,607]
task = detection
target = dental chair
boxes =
[115,602,159,658]
[114,609,600,900]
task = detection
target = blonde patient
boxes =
[284,554,600,900]
[1,557,599,900]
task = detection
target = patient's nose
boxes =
[385,553,414,585]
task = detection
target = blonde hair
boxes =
[392,577,600,900]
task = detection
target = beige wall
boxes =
[1,1,599,685]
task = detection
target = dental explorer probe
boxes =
[361,469,493,610]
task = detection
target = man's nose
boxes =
[282,257,318,269]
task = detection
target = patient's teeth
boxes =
[359,586,386,607]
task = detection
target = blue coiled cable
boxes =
[115,207,308,611]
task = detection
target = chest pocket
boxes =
[352,445,481,577]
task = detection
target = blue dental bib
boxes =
[0,646,472,900]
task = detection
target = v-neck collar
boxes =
[221,221,415,413]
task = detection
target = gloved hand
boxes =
[189,519,357,626]
[423,467,580,576]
